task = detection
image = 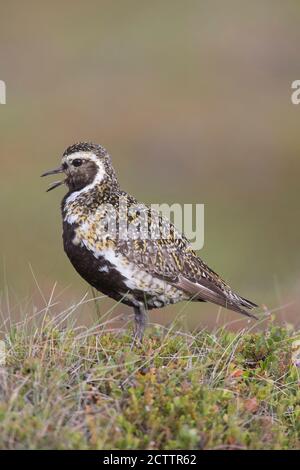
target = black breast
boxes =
[62,221,134,305]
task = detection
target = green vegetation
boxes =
[0,311,299,450]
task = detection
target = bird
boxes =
[41,142,258,342]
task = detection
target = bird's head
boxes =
[41,142,118,193]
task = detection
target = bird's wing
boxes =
[115,200,257,318]
[116,201,200,282]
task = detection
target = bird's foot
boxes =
[130,305,147,349]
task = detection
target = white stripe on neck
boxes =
[64,152,106,204]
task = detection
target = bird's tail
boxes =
[224,294,258,319]
[176,276,259,320]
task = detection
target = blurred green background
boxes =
[1,0,300,329]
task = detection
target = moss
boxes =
[0,320,299,449]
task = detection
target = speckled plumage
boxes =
[42,142,258,341]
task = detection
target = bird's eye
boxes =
[72,159,83,167]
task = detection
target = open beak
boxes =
[41,166,65,192]
[41,166,64,177]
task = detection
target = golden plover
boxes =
[42,142,258,341]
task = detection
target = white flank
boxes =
[99,249,137,290]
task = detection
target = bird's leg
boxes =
[132,305,148,345]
